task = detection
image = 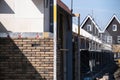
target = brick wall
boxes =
[0,37,54,80]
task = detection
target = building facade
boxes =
[0,0,73,80]
[103,15,120,59]
[72,15,114,79]
[80,15,102,51]
[104,15,120,45]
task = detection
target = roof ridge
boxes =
[103,14,120,32]
[81,15,102,32]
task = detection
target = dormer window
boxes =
[87,24,92,31]
[112,24,117,31]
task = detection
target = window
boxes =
[112,24,117,31]
[117,36,120,43]
[87,24,92,31]
[107,36,112,43]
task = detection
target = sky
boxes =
[62,0,120,30]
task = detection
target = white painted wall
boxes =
[0,0,48,32]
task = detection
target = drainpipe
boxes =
[78,14,80,80]
[53,0,57,80]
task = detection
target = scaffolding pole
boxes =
[53,0,57,80]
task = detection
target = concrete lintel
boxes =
[0,32,53,38]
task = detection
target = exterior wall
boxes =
[44,0,51,32]
[72,33,82,80]
[81,18,112,51]
[73,24,107,51]
[100,31,110,43]
[80,37,89,50]
[57,6,73,80]
[72,33,80,80]
[82,18,99,37]
[0,0,45,32]
[0,36,54,80]
[106,18,120,44]
[99,32,113,51]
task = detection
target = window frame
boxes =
[87,24,92,31]
[112,24,117,31]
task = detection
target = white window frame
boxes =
[112,24,117,31]
[87,24,92,31]
[107,36,112,43]
[117,36,120,43]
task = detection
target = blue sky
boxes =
[62,0,120,30]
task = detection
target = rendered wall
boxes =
[0,0,45,32]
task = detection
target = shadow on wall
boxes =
[0,22,8,32]
[0,38,46,80]
[0,25,46,79]
[32,0,44,14]
[0,0,14,14]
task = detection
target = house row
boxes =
[72,15,118,79]
[73,14,120,53]
[103,15,120,54]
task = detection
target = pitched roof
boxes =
[57,0,71,14]
[81,15,101,32]
[103,14,120,32]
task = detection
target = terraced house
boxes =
[103,15,120,58]
[72,14,115,79]
[80,15,102,51]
